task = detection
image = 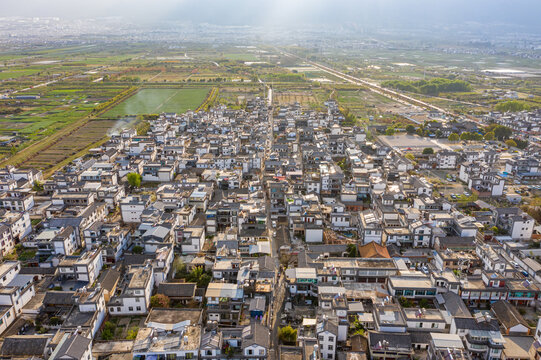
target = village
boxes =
[0,95,538,360]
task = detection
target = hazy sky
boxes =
[3,0,541,32]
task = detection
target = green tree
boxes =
[385,127,395,136]
[419,298,430,308]
[398,296,414,308]
[422,147,434,155]
[505,139,517,148]
[460,132,471,141]
[493,125,513,141]
[278,325,298,345]
[127,172,142,188]
[405,153,415,161]
[483,132,495,141]
[32,181,44,192]
[101,321,116,340]
[187,267,212,287]
[406,124,416,134]
[495,100,531,112]
[49,316,62,326]
[132,245,144,254]
[448,133,459,142]
[346,244,358,257]
[513,138,529,149]
[150,294,171,308]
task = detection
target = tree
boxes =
[398,296,414,308]
[448,133,459,142]
[101,321,116,340]
[419,298,430,309]
[132,245,144,254]
[460,132,471,141]
[385,127,395,136]
[127,172,142,188]
[406,124,416,134]
[495,100,531,112]
[505,139,517,148]
[150,294,171,308]
[435,130,443,138]
[493,125,513,141]
[49,316,62,326]
[186,267,212,287]
[513,138,529,149]
[422,147,434,155]
[346,244,358,257]
[278,325,297,345]
[405,153,415,161]
[483,132,495,141]
[32,181,44,192]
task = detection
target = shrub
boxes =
[126,327,139,340]
[150,294,171,308]
[279,325,297,345]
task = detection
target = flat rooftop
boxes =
[146,308,202,326]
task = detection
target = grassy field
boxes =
[104,88,210,117]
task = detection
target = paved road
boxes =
[269,275,286,360]
[260,80,286,360]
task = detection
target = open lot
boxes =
[104,87,210,117]
[378,134,453,152]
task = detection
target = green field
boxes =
[0,68,42,80]
[104,88,210,117]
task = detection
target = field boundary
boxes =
[196,87,219,112]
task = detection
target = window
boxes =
[136,306,141,311]
[327,355,332,359]
[259,350,264,355]
[248,350,253,355]
[136,298,140,302]
[328,336,334,342]
[328,345,333,350]
[117,307,121,312]
[129,307,133,311]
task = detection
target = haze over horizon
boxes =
[2,0,541,34]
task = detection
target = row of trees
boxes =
[495,100,531,112]
[382,78,472,96]
[445,124,528,149]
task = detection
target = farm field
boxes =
[215,86,263,108]
[0,85,127,158]
[274,91,318,106]
[336,87,408,119]
[104,88,210,117]
[19,118,128,172]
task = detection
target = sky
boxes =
[2,0,541,32]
